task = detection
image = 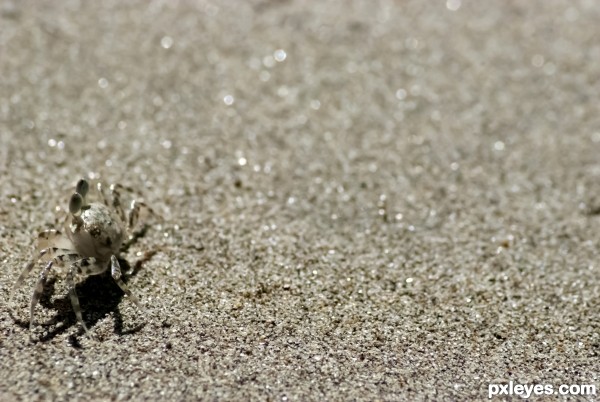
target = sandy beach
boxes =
[0,1,598,400]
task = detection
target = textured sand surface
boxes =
[1,1,599,400]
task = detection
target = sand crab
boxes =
[10,178,154,334]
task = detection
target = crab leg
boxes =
[110,255,143,311]
[28,252,81,332]
[37,229,72,251]
[66,257,100,333]
[10,247,75,308]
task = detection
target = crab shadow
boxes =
[13,255,151,344]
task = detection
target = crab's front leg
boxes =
[11,228,74,304]
[37,229,73,252]
[110,255,143,311]
[28,252,81,332]
[29,261,53,332]
[10,246,75,309]
[66,257,106,333]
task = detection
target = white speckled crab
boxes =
[10,179,154,334]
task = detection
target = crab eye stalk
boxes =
[69,193,83,215]
[76,179,89,198]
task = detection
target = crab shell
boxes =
[68,202,125,261]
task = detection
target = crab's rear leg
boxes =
[128,200,159,233]
[107,183,159,230]
[108,184,127,225]
[119,199,160,253]
[110,184,159,229]
[96,182,111,208]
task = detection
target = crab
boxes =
[10,178,154,334]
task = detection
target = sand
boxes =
[0,1,598,400]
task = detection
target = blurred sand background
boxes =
[0,0,599,400]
